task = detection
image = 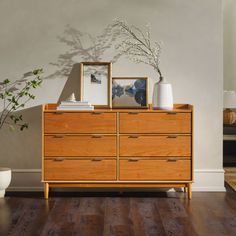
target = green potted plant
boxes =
[0,68,43,197]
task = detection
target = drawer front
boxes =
[120,159,191,181]
[44,112,116,133]
[44,159,116,181]
[120,112,191,133]
[120,135,191,157]
[44,135,116,156]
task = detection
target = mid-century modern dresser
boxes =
[42,103,193,199]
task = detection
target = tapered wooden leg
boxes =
[184,187,188,193]
[187,183,192,200]
[44,183,49,199]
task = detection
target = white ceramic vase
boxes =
[0,168,12,198]
[152,77,173,110]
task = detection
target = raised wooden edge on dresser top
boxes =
[43,103,193,113]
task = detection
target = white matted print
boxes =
[80,62,111,108]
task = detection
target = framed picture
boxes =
[112,77,148,108]
[80,62,112,108]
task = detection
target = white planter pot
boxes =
[0,168,12,198]
[152,79,173,110]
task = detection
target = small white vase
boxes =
[152,77,173,110]
[0,168,12,198]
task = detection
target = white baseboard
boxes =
[193,169,226,192]
[8,186,43,191]
[7,168,226,192]
[8,168,43,192]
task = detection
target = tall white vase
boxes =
[152,77,173,110]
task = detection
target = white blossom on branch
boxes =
[113,19,163,82]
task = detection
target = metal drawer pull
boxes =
[91,135,103,138]
[128,158,140,162]
[167,135,177,138]
[92,112,103,115]
[128,135,139,138]
[128,112,139,115]
[166,112,176,115]
[53,158,65,162]
[53,135,64,138]
[53,112,64,115]
[167,158,177,162]
[91,158,104,161]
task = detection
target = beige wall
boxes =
[0,0,224,190]
[224,0,236,90]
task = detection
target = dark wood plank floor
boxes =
[1,186,236,236]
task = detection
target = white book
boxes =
[59,103,92,106]
[60,101,91,106]
[57,106,94,111]
[58,105,93,108]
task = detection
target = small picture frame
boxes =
[80,62,112,108]
[112,77,148,108]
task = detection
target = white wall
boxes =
[224,0,236,90]
[0,0,224,191]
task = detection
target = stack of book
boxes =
[57,101,94,110]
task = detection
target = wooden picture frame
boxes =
[80,62,112,108]
[112,77,148,108]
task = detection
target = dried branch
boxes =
[113,19,163,81]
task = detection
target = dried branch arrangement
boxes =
[113,19,163,82]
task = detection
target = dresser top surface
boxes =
[43,104,193,113]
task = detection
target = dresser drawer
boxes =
[44,135,116,156]
[44,112,116,133]
[120,159,191,181]
[44,159,116,181]
[120,112,191,133]
[120,135,191,157]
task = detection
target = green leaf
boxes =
[3,79,10,84]
[20,123,28,131]
[28,94,35,99]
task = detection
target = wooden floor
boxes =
[1,186,236,236]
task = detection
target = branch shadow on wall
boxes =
[45,24,122,80]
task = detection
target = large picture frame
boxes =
[80,62,112,108]
[112,77,148,108]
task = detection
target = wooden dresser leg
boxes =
[184,186,188,193]
[187,183,192,200]
[44,183,49,200]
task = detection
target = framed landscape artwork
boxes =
[80,62,112,108]
[112,77,148,108]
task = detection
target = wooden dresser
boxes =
[42,104,193,199]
